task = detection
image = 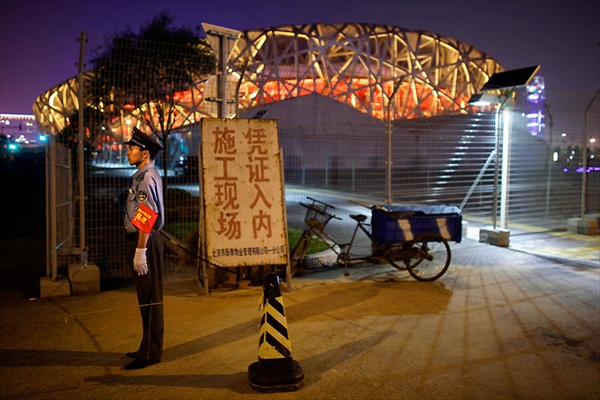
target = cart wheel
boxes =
[406,232,451,282]
[290,232,311,277]
[380,244,405,270]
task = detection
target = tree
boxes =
[89,11,216,188]
[56,107,104,164]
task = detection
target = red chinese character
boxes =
[216,211,241,240]
[213,126,237,154]
[252,209,272,238]
[247,155,270,183]
[250,183,272,209]
[215,181,240,210]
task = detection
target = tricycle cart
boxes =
[290,198,462,281]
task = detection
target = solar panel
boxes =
[481,65,540,91]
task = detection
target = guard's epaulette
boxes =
[135,170,148,182]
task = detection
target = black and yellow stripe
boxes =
[249,273,304,391]
[258,276,292,359]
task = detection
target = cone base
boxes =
[248,359,304,393]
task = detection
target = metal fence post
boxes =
[582,89,600,218]
[77,31,87,257]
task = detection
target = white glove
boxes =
[133,248,148,276]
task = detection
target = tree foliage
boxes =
[56,107,104,172]
[89,11,216,182]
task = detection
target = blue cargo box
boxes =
[371,205,462,244]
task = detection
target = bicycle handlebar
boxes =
[306,196,336,209]
[299,201,343,220]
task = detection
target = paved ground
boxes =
[0,220,598,399]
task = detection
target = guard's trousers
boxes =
[127,233,164,360]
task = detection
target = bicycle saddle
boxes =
[350,214,367,222]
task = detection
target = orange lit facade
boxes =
[33,22,503,137]
[230,23,503,120]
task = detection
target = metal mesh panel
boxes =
[47,137,74,279]
[241,96,498,212]
[55,142,74,250]
[38,28,599,281]
[78,33,210,280]
[243,92,598,231]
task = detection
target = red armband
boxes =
[132,203,158,234]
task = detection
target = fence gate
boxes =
[46,135,75,280]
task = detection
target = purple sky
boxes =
[1,0,598,142]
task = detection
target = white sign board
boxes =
[201,118,288,267]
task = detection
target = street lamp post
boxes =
[497,95,512,229]
[468,90,512,229]
[468,65,540,245]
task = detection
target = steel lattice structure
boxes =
[33,22,503,135]
[229,23,503,120]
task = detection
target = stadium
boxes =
[34,22,504,133]
[33,22,519,207]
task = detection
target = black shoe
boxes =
[124,358,161,370]
[125,351,139,359]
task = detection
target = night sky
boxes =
[1,0,598,143]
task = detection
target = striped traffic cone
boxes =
[248,273,304,392]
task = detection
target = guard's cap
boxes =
[125,127,163,155]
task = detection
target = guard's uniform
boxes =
[125,159,165,361]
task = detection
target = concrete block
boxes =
[40,276,71,298]
[567,218,580,234]
[584,213,599,221]
[68,263,100,295]
[585,214,600,235]
[578,218,599,235]
[479,227,510,247]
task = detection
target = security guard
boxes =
[123,127,165,370]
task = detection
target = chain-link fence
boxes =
[241,92,599,223]
[40,31,599,283]
[42,32,214,282]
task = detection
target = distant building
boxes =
[0,113,45,149]
[525,76,546,138]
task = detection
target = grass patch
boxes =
[164,221,197,238]
[288,229,330,254]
